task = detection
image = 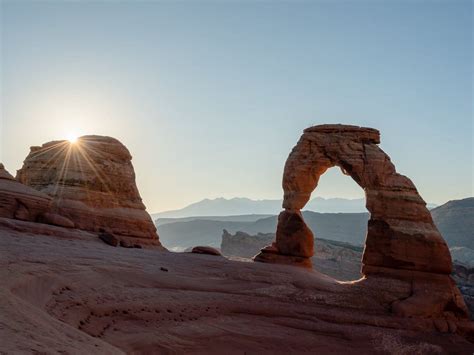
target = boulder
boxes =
[254,243,313,268]
[99,231,119,247]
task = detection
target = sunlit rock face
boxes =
[16,136,163,248]
[255,124,469,319]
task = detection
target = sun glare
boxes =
[67,134,79,144]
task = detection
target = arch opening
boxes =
[303,167,368,281]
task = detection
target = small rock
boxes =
[191,246,222,256]
[160,267,168,272]
[99,232,118,247]
[120,240,133,248]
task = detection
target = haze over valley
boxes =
[154,197,472,251]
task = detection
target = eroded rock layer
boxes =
[0,163,73,227]
[16,136,163,248]
[254,124,468,319]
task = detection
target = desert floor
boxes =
[1,218,473,354]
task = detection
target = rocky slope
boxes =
[16,136,163,248]
[452,263,474,319]
[451,246,474,268]
[450,244,474,317]
[432,197,474,250]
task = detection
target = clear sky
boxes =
[1,0,472,212]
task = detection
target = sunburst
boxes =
[28,135,119,207]
[67,134,79,144]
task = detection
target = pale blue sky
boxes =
[1,0,472,212]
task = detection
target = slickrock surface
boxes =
[224,231,474,315]
[16,136,163,248]
[1,220,473,354]
[255,124,468,320]
[0,163,73,227]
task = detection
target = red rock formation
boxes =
[0,163,73,227]
[16,136,163,249]
[254,124,468,319]
[275,210,314,258]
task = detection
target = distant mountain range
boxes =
[155,197,471,252]
[152,197,438,219]
[157,211,369,251]
[155,214,272,227]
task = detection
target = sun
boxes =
[66,133,79,144]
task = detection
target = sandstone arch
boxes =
[254,124,469,318]
[254,124,452,275]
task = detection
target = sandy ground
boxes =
[1,219,473,354]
